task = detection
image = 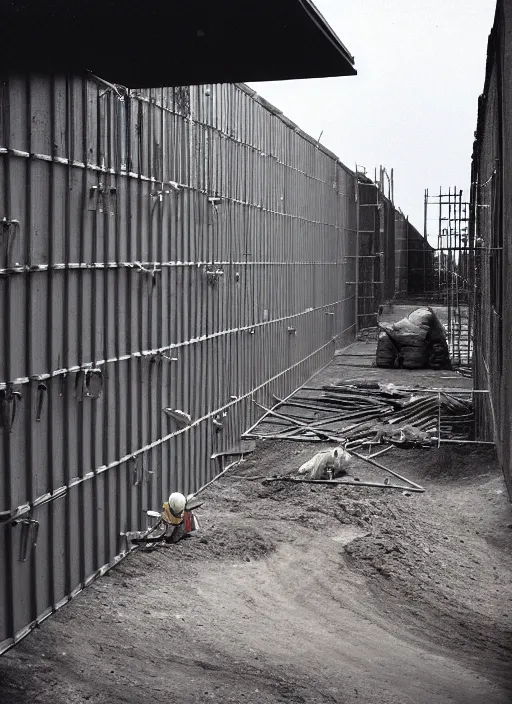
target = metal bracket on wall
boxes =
[13,518,39,562]
[88,183,117,215]
[325,311,335,338]
[105,186,117,216]
[131,456,143,486]
[211,439,256,459]
[212,412,227,432]
[0,217,20,265]
[36,383,47,422]
[204,265,224,285]
[150,352,178,364]
[75,369,103,400]
[59,373,67,397]
[88,183,104,211]
[150,182,180,200]
[133,261,161,278]
[0,386,22,433]
[162,408,192,426]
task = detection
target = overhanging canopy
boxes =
[1,0,356,87]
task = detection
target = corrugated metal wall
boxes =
[0,73,417,653]
[0,75,360,652]
[471,0,511,496]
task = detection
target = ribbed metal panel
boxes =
[0,75,366,652]
[470,0,512,498]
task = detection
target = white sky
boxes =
[249,0,496,238]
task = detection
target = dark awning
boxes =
[1,0,356,87]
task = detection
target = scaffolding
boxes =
[351,165,397,334]
[424,187,472,366]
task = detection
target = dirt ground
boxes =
[1,322,511,704]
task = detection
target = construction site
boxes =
[0,1,511,703]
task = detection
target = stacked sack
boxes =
[376,307,451,370]
[375,330,399,368]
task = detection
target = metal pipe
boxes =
[243,432,323,442]
[263,476,424,492]
[334,444,425,491]
[436,438,494,446]
[380,387,487,394]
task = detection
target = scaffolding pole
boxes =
[425,185,472,364]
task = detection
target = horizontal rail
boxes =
[2,322,356,522]
[0,260,346,276]
[0,296,355,388]
[0,147,340,229]
[134,90,346,187]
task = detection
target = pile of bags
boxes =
[376,307,451,370]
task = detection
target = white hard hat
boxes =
[168,492,186,515]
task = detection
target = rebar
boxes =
[263,476,423,492]
[425,186,472,364]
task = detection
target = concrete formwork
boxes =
[470,0,512,496]
[0,75,417,652]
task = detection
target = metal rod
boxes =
[193,457,245,496]
[243,432,323,442]
[381,387,487,394]
[367,445,394,458]
[437,438,494,446]
[335,445,425,491]
[241,340,355,439]
[263,476,423,492]
[251,402,424,491]
[0,300,356,389]
[437,392,441,448]
[355,172,360,334]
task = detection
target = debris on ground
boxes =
[0,330,510,704]
[372,423,433,447]
[247,380,473,446]
[454,364,473,378]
